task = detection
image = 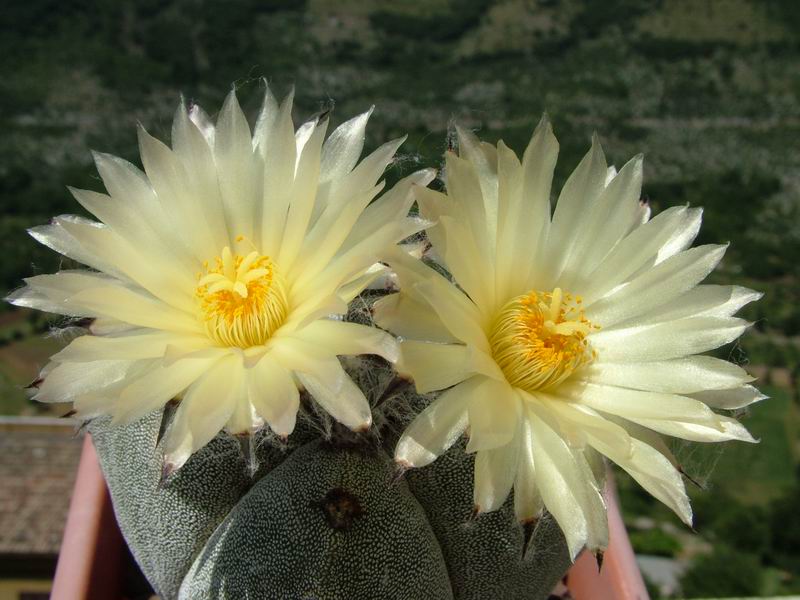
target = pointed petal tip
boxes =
[174,95,189,117]
[395,458,414,471]
[159,461,179,487]
[681,510,694,529]
[454,122,470,137]
[413,167,438,186]
[25,376,44,391]
[221,88,242,111]
[353,417,372,433]
[283,85,296,106]
[161,448,190,479]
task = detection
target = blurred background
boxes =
[0,0,798,598]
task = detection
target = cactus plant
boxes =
[11,81,763,600]
[90,372,572,600]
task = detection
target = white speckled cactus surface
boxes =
[90,392,572,599]
[11,83,762,600]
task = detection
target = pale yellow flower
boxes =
[375,117,761,558]
[10,86,433,469]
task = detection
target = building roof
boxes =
[0,417,83,555]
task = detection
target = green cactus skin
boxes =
[178,440,454,600]
[91,412,571,600]
[406,441,572,600]
[89,411,274,599]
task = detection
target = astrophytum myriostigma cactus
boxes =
[89,369,572,600]
[13,79,763,600]
[9,85,572,599]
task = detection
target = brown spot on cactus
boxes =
[317,487,364,530]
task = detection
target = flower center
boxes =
[195,242,288,348]
[489,288,597,392]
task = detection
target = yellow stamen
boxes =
[195,245,288,348]
[489,287,598,392]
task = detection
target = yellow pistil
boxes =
[489,287,598,392]
[195,243,288,348]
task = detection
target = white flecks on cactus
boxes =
[375,117,762,560]
[9,85,436,470]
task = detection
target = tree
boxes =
[680,545,763,598]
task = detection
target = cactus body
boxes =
[91,409,571,600]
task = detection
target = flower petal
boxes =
[542,134,607,289]
[414,278,490,353]
[215,90,260,243]
[113,351,229,424]
[466,377,520,452]
[161,354,243,469]
[589,316,748,362]
[586,244,727,328]
[278,118,328,271]
[583,356,753,394]
[64,283,202,335]
[591,435,692,526]
[343,169,436,254]
[474,437,519,513]
[372,292,457,344]
[561,154,643,292]
[527,410,591,560]
[34,359,142,404]
[397,340,502,394]
[319,108,373,183]
[272,337,371,430]
[632,415,757,443]
[395,380,473,468]
[619,284,762,327]
[260,89,297,257]
[52,331,210,363]
[248,355,300,437]
[171,101,229,251]
[294,319,399,363]
[513,416,543,522]
[580,205,690,302]
[689,384,767,410]
[559,381,719,424]
[498,116,557,300]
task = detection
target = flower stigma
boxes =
[195,237,288,348]
[489,287,597,391]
